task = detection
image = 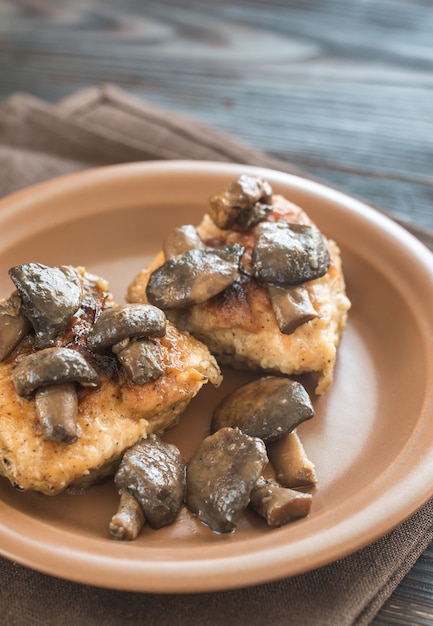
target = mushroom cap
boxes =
[12,346,101,396]
[8,263,82,348]
[211,376,315,442]
[186,427,268,533]
[86,304,166,352]
[146,244,245,309]
[252,222,330,285]
[114,435,185,529]
[0,293,31,361]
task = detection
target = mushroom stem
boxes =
[35,382,79,444]
[115,338,164,384]
[267,284,318,335]
[109,490,146,541]
[249,476,313,527]
[267,431,318,488]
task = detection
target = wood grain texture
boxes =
[1,1,433,623]
[1,0,432,228]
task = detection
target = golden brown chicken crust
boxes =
[127,194,350,394]
[0,275,221,495]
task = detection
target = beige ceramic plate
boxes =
[0,160,433,593]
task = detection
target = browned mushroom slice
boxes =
[0,293,31,361]
[249,476,313,527]
[252,222,330,285]
[186,427,268,533]
[8,263,82,348]
[146,244,245,309]
[208,175,273,230]
[211,376,314,443]
[11,347,101,396]
[163,224,204,259]
[87,304,166,352]
[35,383,79,444]
[109,490,146,541]
[267,284,318,334]
[267,431,318,488]
[114,435,185,529]
[115,338,164,384]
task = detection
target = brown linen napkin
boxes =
[0,84,432,626]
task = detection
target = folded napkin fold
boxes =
[0,85,432,626]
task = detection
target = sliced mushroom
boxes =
[87,304,166,352]
[115,338,164,384]
[186,427,268,533]
[251,222,330,285]
[208,175,273,230]
[146,244,245,309]
[163,224,204,259]
[109,490,146,541]
[267,283,318,334]
[12,346,101,397]
[249,476,313,527]
[114,435,185,529]
[35,382,79,444]
[8,263,82,348]
[0,293,31,361]
[267,431,318,488]
[211,376,314,443]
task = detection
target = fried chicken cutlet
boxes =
[0,264,221,494]
[127,175,350,394]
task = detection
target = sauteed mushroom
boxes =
[267,284,318,334]
[11,347,101,443]
[252,222,330,285]
[146,244,245,309]
[186,427,268,533]
[208,175,273,230]
[114,435,185,529]
[267,431,317,488]
[12,347,101,396]
[8,263,82,348]
[0,293,31,361]
[115,338,164,384]
[109,490,146,541]
[249,476,313,527]
[87,304,166,352]
[163,224,204,259]
[211,376,314,443]
[35,383,79,444]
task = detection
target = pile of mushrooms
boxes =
[0,263,168,444]
[109,375,317,539]
[146,175,331,334]
[187,376,316,533]
[86,303,166,384]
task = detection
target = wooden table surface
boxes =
[0,1,432,623]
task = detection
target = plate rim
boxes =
[1,159,433,592]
